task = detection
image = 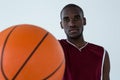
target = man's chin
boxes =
[68,34,81,39]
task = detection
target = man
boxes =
[59,4,110,80]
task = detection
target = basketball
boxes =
[0,24,65,80]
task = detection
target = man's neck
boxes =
[67,36,86,48]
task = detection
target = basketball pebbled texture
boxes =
[0,24,65,80]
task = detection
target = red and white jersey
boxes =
[59,39,106,80]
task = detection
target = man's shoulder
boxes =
[58,39,66,43]
[88,42,104,48]
[87,42,105,52]
[58,39,69,47]
[58,39,66,41]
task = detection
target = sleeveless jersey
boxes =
[59,39,106,80]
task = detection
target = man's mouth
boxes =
[69,29,79,33]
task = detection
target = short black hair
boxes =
[60,4,84,19]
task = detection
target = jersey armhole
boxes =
[101,48,106,80]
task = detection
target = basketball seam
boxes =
[0,26,17,80]
[12,32,49,80]
[43,59,65,80]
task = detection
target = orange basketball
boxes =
[0,24,65,80]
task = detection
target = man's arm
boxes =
[103,51,110,80]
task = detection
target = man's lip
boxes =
[69,29,79,32]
